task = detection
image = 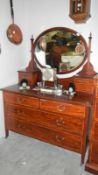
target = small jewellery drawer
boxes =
[40,99,85,117]
[6,104,84,136]
[6,117,81,153]
[3,92,39,108]
[74,78,94,94]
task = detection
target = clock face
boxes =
[72,0,83,14]
[42,68,57,81]
[43,69,53,80]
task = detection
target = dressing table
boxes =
[2,27,98,173]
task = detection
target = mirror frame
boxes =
[33,27,88,75]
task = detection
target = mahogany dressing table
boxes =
[2,27,98,172]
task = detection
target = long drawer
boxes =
[3,92,39,108]
[40,99,86,117]
[6,117,82,153]
[6,104,84,136]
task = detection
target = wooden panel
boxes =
[93,122,98,140]
[92,141,98,155]
[4,92,39,108]
[94,102,98,119]
[91,154,98,165]
[74,77,94,94]
[6,104,84,136]
[18,70,40,87]
[95,80,98,100]
[6,117,82,153]
[95,86,98,98]
[40,99,85,117]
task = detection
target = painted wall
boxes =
[0,0,98,137]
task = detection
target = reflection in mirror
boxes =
[34,27,87,74]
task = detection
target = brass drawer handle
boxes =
[56,135,65,142]
[56,118,65,126]
[17,97,25,104]
[17,123,26,129]
[16,109,25,115]
[57,104,65,112]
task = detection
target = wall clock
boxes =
[69,0,91,23]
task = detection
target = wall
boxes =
[0,0,98,137]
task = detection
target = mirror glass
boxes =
[34,27,88,74]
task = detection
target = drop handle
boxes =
[16,109,25,115]
[56,135,65,142]
[56,118,65,126]
[57,104,65,112]
[17,123,26,129]
[17,97,25,104]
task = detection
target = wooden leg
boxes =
[5,130,9,138]
[81,154,84,165]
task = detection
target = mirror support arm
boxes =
[26,37,38,72]
[79,33,96,77]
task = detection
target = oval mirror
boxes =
[34,27,88,75]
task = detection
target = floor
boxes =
[0,132,93,175]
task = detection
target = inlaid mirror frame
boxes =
[29,27,89,77]
[33,27,88,76]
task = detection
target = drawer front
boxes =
[6,117,81,153]
[93,122,98,139]
[74,78,94,94]
[18,71,39,87]
[40,99,85,117]
[6,104,84,136]
[4,92,39,108]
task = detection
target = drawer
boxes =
[3,92,39,108]
[6,117,81,153]
[74,78,94,94]
[93,122,98,139]
[6,104,84,136]
[40,99,85,117]
[18,71,39,87]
